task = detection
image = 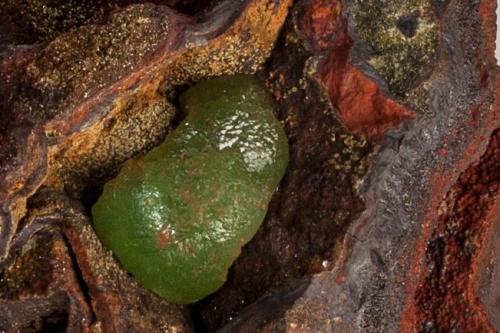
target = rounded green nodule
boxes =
[92,75,289,304]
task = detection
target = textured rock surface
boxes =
[93,75,288,304]
[0,0,499,332]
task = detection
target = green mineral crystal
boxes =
[92,75,289,304]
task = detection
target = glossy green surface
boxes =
[92,75,289,304]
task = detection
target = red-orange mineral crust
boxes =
[317,20,415,141]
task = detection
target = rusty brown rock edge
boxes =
[412,129,499,332]
[230,0,500,331]
[0,227,94,332]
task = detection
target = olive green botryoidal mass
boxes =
[92,75,289,304]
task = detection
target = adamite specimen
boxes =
[92,75,289,304]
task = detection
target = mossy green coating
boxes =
[351,0,438,98]
[92,75,289,304]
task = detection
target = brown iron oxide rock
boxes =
[0,0,499,332]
